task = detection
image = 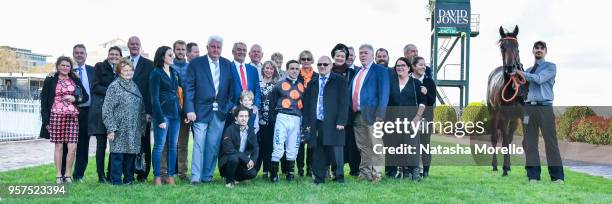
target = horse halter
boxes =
[499,36,526,102]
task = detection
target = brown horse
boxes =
[486,25,527,176]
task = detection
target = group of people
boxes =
[39,34,562,187]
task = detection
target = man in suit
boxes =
[219,107,259,188]
[375,48,390,68]
[186,42,200,62]
[351,44,390,182]
[71,44,94,182]
[184,35,235,184]
[248,44,264,79]
[126,36,154,182]
[344,46,361,176]
[403,44,432,77]
[305,56,349,184]
[230,42,261,111]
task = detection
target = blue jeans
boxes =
[152,117,180,177]
[110,153,136,185]
[191,114,225,182]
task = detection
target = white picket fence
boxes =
[0,97,41,142]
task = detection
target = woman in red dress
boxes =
[40,56,89,184]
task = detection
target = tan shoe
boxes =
[166,177,176,185]
[153,177,162,186]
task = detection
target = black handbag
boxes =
[134,151,146,174]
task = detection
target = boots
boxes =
[401,167,411,179]
[286,161,295,182]
[270,161,279,183]
[411,167,421,181]
[422,166,430,178]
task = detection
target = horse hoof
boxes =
[502,171,508,176]
[492,167,498,171]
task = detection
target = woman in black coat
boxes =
[40,56,88,184]
[88,46,122,183]
[386,57,426,181]
[329,43,359,177]
[411,56,437,178]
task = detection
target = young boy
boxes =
[218,106,259,188]
[239,91,259,134]
[268,60,309,182]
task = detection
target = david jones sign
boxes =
[435,3,471,29]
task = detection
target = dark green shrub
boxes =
[433,105,457,134]
[460,102,490,135]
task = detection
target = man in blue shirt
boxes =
[517,41,564,183]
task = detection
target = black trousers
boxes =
[343,125,360,175]
[523,105,564,181]
[73,107,90,179]
[95,134,111,180]
[255,123,274,173]
[110,153,136,185]
[221,154,257,183]
[136,123,152,181]
[420,114,433,169]
[297,142,312,174]
[312,122,344,183]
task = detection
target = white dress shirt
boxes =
[209,56,220,95]
[351,61,373,111]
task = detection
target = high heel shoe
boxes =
[63,176,73,183]
[56,176,64,184]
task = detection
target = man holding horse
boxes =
[517,41,564,183]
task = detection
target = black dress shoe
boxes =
[349,171,359,176]
[98,177,108,183]
[286,174,294,182]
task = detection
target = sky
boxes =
[1,0,610,106]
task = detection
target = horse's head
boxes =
[498,26,522,75]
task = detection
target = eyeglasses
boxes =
[317,63,329,67]
[288,67,300,70]
[300,58,312,62]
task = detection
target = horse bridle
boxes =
[499,37,526,102]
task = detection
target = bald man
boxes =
[126,36,155,182]
[304,56,349,184]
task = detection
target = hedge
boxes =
[433,105,457,134]
[568,116,611,145]
[460,102,490,135]
[559,106,596,140]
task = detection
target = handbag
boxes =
[134,151,146,174]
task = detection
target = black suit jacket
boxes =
[304,72,349,148]
[39,73,89,139]
[88,60,116,135]
[77,65,94,105]
[129,56,154,114]
[219,124,259,169]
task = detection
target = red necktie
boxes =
[239,64,248,91]
[352,66,367,112]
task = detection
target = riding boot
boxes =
[401,166,411,179]
[286,161,295,182]
[422,166,430,178]
[270,161,279,183]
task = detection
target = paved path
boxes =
[0,138,97,172]
[432,134,612,179]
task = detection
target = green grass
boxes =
[1,142,611,203]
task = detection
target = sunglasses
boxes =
[317,63,329,67]
[300,58,312,62]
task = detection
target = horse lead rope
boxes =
[501,74,526,102]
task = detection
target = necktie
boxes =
[76,67,83,79]
[352,67,367,112]
[318,76,327,120]
[212,61,220,94]
[131,58,135,72]
[239,64,248,91]
[530,63,539,74]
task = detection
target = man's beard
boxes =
[377,60,388,67]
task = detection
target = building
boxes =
[88,38,150,64]
[0,46,51,73]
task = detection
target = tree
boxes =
[0,49,19,73]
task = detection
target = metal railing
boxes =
[0,97,41,142]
